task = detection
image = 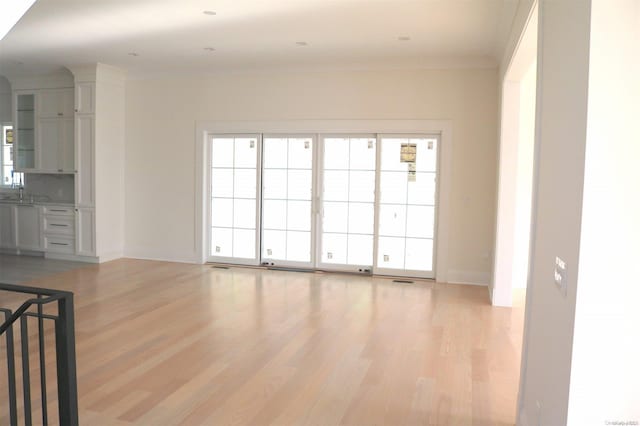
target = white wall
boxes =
[124,68,499,282]
[516,0,591,424]
[568,1,640,423]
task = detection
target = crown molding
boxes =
[68,63,126,86]
[7,69,74,91]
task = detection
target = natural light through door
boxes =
[207,132,439,278]
[319,136,376,271]
[375,136,438,278]
[209,135,260,264]
[261,136,314,266]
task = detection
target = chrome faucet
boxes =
[18,185,24,201]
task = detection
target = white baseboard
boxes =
[447,269,490,286]
[123,252,199,264]
[123,247,200,264]
[45,253,99,263]
[96,251,124,263]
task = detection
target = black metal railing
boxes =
[1,283,78,426]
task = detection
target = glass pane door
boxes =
[16,94,35,170]
[261,136,314,267]
[209,135,260,264]
[318,136,376,271]
[375,136,438,278]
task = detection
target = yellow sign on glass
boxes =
[400,143,416,163]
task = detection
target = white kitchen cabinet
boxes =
[42,205,76,254]
[16,204,41,251]
[71,66,125,262]
[37,88,74,173]
[44,235,75,254]
[38,88,74,119]
[0,204,17,249]
[43,214,75,236]
[61,118,75,171]
[38,116,74,172]
[75,115,94,206]
[75,83,94,115]
[38,118,60,171]
[14,91,37,171]
[14,88,74,173]
[75,207,95,256]
[42,205,74,216]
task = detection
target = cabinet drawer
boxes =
[43,235,75,254]
[43,215,75,236]
[42,206,74,216]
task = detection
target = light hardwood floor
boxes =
[1,258,525,425]
[0,253,87,284]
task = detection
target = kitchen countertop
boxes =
[0,199,74,206]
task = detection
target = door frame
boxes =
[196,120,453,283]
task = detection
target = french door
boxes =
[317,135,377,272]
[207,133,439,278]
[261,135,314,268]
[374,136,438,278]
[209,135,261,265]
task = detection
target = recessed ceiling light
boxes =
[295,41,308,46]
[398,36,411,41]
[128,52,139,57]
[204,47,216,51]
[203,10,216,15]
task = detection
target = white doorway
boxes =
[492,6,538,306]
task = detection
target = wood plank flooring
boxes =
[0,253,88,284]
[1,258,525,425]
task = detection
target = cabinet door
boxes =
[16,205,41,250]
[60,118,75,172]
[38,118,60,172]
[38,89,62,118]
[61,89,75,117]
[76,208,95,256]
[0,204,17,249]
[75,83,95,114]
[38,89,74,118]
[75,115,94,206]
[15,92,36,170]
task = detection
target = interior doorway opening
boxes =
[492,4,538,306]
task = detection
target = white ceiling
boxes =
[0,0,519,78]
